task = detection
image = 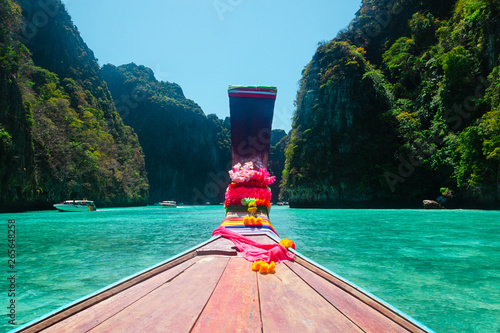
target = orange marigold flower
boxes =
[252,260,265,272]
[267,261,276,274]
[251,261,259,271]
[280,238,296,250]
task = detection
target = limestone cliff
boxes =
[283,42,393,207]
[102,63,231,204]
[0,0,149,211]
[283,0,500,209]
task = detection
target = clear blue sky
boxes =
[62,0,361,131]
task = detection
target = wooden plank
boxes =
[196,237,239,256]
[19,250,198,333]
[286,261,411,333]
[191,258,261,333]
[40,257,201,333]
[247,234,277,245]
[291,256,430,333]
[259,263,363,332]
[87,256,229,333]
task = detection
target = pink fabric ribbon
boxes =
[212,226,294,263]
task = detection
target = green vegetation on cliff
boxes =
[268,129,289,203]
[0,0,148,211]
[102,63,231,205]
[283,0,500,208]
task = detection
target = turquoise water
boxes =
[0,206,499,332]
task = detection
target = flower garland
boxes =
[228,181,268,189]
[228,162,276,185]
[224,162,275,209]
[225,187,272,207]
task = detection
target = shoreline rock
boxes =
[423,200,444,209]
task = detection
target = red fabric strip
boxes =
[228,92,277,99]
[229,87,277,93]
[212,226,294,263]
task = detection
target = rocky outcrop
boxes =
[423,200,444,209]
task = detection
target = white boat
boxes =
[53,199,97,212]
[158,201,177,208]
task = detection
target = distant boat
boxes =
[158,201,177,208]
[53,199,97,212]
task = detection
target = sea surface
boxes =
[0,206,499,332]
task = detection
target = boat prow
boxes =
[12,233,434,333]
[13,84,435,333]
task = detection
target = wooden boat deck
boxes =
[15,235,433,333]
